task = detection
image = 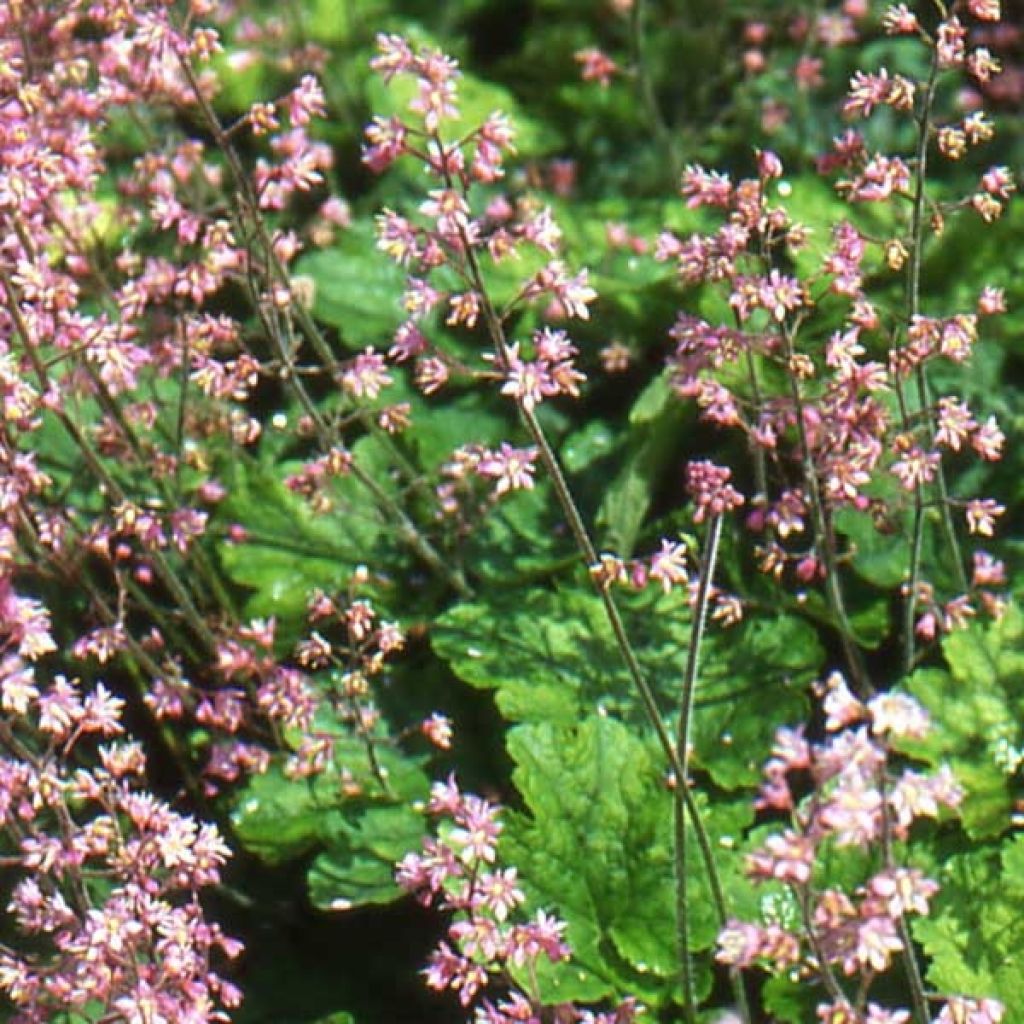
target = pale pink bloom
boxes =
[716,920,768,968]
[943,595,976,632]
[978,286,1006,315]
[967,0,1001,21]
[363,116,407,173]
[822,672,865,731]
[891,446,940,491]
[819,771,883,845]
[575,48,618,87]
[681,165,732,208]
[981,166,1015,199]
[972,551,1006,587]
[287,75,326,126]
[966,498,1005,536]
[845,916,903,974]
[937,17,967,67]
[370,33,415,79]
[530,261,597,319]
[968,49,1002,83]
[649,540,688,593]
[935,997,1005,1024]
[422,713,453,750]
[882,4,918,33]
[935,397,976,450]
[686,460,744,523]
[746,830,814,884]
[867,692,930,740]
[476,444,538,495]
[844,69,915,119]
[864,868,939,918]
[0,658,38,715]
[843,154,911,201]
[501,345,555,412]
[476,868,524,921]
[972,416,1004,460]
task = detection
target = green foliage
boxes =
[231,733,431,910]
[913,836,1024,1014]
[433,583,818,789]
[597,373,689,557]
[502,715,753,1007]
[295,223,408,350]
[900,605,1024,839]
[214,438,406,631]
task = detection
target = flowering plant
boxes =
[0,1,1022,1022]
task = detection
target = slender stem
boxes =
[893,54,945,1019]
[743,347,769,501]
[904,498,925,675]
[797,883,851,1010]
[780,324,871,696]
[674,512,724,1023]
[1,267,219,653]
[878,769,930,1024]
[905,44,968,601]
[176,55,470,599]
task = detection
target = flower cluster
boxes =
[397,776,641,1024]
[654,4,1012,665]
[718,678,998,1024]
[0,580,239,1023]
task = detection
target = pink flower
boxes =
[965,498,1005,536]
[843,69,915,119]
[935,997,1004,1024]
[649,540,688,593]
[575,48,618,87]
[967,0,1001,21]
[685,460,744,523]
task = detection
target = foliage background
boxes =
[15,1,1024,1022]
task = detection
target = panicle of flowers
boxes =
[283,575,407,782]
[0,578,240,1022]
[653,7,1013,675]
[499,328,586,411]
[718,678,999,1024]
[365,32,595,420]
[397,776,641,1023]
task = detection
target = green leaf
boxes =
[295,221,407,349]
[433,584,818,789]
[431,584,612,725]
[462,481,577,585]
[231,764,333,865]
[503,716,753,1008]
[232,734,429,910]
[560,420,619,475]
[308,805,425,911]
[597,373,689,557]
[761,974,820,1024]
[900,605,1024,839]
[215,436,401,631]
[690,614,816,789]
[913,838,1024,1013]
[833,505,910,590]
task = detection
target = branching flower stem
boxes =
[902,41,968,674]
[879,769,930,1024]
[1,268,220,656]
[177,57,471,600]
[455,224,749,1024]
[780,323,871,697]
